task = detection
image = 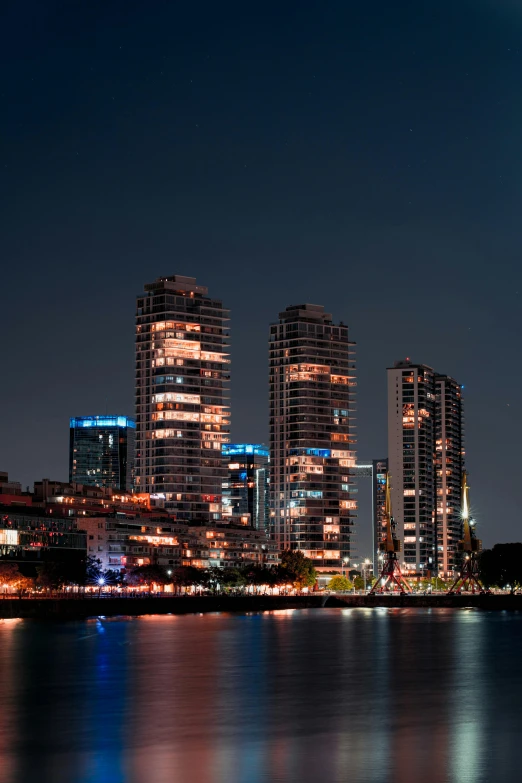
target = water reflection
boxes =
[1,609,521,783]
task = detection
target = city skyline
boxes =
[0,276,510,555]
[2,5,522,782]
[3,1,522,552]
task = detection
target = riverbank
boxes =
[0,594,324,619]
[1,592,522,619]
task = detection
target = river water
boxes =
[0,608,520,783]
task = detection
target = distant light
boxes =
[98,577,105,586]
[222,444,270,457]
[288,447,331,458]
[71,416,135,429]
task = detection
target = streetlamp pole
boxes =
[363,558,370,592]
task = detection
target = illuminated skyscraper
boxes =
[435,375,464,576]
[69,416,135,492]
[269,304,356,571]
[222,444,270,531]
[387,360,464,577]
[135,275,230,522]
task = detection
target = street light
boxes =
[363,558,371,592]
[342,557,349,578]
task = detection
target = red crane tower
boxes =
[447,470,483,594]
[369,475,411,594]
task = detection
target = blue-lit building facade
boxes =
[222,444,270,532]
[269,304,357,572]
[69,416,136,493]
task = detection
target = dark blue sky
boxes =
[1,0,521,552]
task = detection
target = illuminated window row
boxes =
[288,364,330,374]
[152,411,200,423]
[152,392,201,404]
[151,321,201,333]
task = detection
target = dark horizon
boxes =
[2,0,521,552]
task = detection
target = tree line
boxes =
[2,544,521,595]
[0,550,317,594]
[479,544,522,594]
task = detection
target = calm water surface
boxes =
[0,608,521,783]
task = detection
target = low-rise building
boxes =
[81,517,279,572]
[0,506,87,567]
[82,516,181,570]
[0,473,281,577]
[182,525,280,570]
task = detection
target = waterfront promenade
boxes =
[1,592,521,619]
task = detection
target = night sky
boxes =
[2,0,521,554]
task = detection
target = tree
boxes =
[280,550,317,590]
[85,556,103,586]
[172,566,206,593]
[240,564,272,593]
[205,566,225,594]
[0,562,34,593]
[480,544,522,593]
[353,575,367,592]
[0,562,21,589]
[326,575,353,592]
[125,564,168,591]
[431,576,448,592]
[36,561,70,590]
[102,569,123,590]
[220,567,247,592]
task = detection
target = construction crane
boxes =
[447,470,483,594]
[369,475,411,594]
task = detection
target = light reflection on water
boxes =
[1,608,521,783]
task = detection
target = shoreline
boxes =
[0,592,522,620]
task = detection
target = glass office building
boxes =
[222,444,270,531]
[69,416,136,492]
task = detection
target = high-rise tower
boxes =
[135,275,230,522]
[435,375,465,576]
[269,304,356,571]
[387,359,464,577]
